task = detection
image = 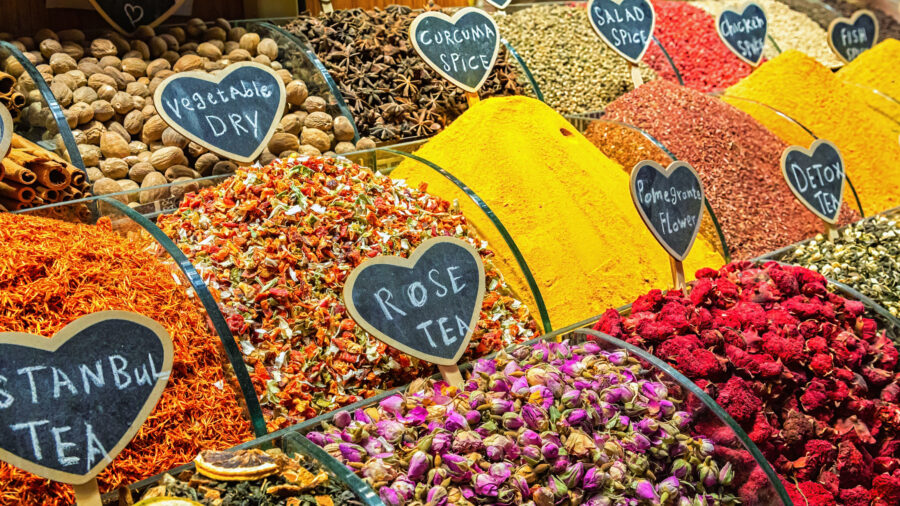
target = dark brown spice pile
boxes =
[598,79,860,259]
[285,6,525,144]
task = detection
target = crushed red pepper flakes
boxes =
[0,213,253,506]
[158,156,538,430]
[601,79,860,259]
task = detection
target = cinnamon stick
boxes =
[0,197,27,211]
[0,71,15,95]
[0,180,35,202]
[35,186,59,203]
[32,163,70,190]
[0,160,36,185]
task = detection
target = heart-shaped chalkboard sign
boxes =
[716,3,768,66]
[154,62,286,164]
[486,0,512,9]
[630,161,706,261]
[88,0,187,35]
[588,0,656,64]
[409,8,501,93]
[0,311,172,484]
[781,139,845,224]
[828,10,879,63]
[343,238,485,366]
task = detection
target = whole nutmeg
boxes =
[97,84,117,101]
[225,41,240,54]
[100,131,131,158]
[61,41,84,60]
[286,80,308,106]
[108,34,131,55]
[268,132,300,155]
[141,115,168,143]
[167,27,186,44]
[4,55,24,77]
[197,42,222,60]
[333,116,355,142]
[124,110,144,134]
[204,60,227,72]
[258,151,277,166]
[334,141,356,154]
[164,164,197,182]
[304,111,333,131]
[212,160,237,175]
[239,33,260,53]
[102,67,133,89]
[69,102,94,125]
[298,144,321,157]
[275,69,292,85]
[252,54,271,66]
[100,158,129,179]
[78,143,102,166]
[82,120,106,144]
[203,27,227,42]
[128,162,156,183]
[139,171,170,204]
[130,40,151,60]
[162,127,189,149]
[302,96,326,113]
[301,127,331,153]
[146,58,171,78]
[149,36,168,58]
[88,72,117,90]
[186,18,207,38]
[99,55,122,70]
[92,177,122,196]
[126,81,150,98]
[150,146,188,170]
[171,177,200,200]
[355,137,376,150]
[174,54,205,72]
[257,38,278,60]
[186,142,207,158]
[86,167,104,182]
[65,69,87,88]
[78,60,104,77]
[49,53,77,74]
[58,29,85,43]
[50,81,73,107]
[90,39,118,58]
[121,58,148,78]
[159,33,179,51]
[228,27,247,42]
[39,39,62,60]
[111,91,135,114]
[280,114,303,135]
[129,140,148,156]
[91,99,114,121]
[161,50,180,65]
[227,49,252,62]
[108,121,131,142]
[195,152,219,175]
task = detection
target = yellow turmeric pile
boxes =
[837,38,900,123]
[725,50,900,214]
[392,96,725,328]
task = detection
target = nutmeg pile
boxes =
[2,18,372,207]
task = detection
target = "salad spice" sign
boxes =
[0,311,172,486]
[154,62,287,164]
[587,0,656,64]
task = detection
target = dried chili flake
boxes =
[595,261,900,503]
[158,156,538,430]
[0,213,253,506]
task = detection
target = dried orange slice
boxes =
[194,448,280,481]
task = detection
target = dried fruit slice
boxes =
[194,449,280,481]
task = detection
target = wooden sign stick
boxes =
[670,257,686,290]
[438,364,465,388]
[629,63,644,87]
[465,91,481,108]
[825,222,840,241]
[73,479,103,506]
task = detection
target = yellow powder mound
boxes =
[837,38,900,122]
[725,50,900,214]
[392,96,725,329]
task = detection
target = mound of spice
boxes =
[690,0,843,68]
[594,261,900,505]
[493,4,656,114]
[0,213,252,506]
[392,96,725,328]
[309,339,749,505]
[600,79,860,259]
[781,214,900,318]
[837,38,900,122]
[646,0,754,91]
[157,156,537,429]
[139,448,363,505]
[285,6,524,144]
[725,50,900,215]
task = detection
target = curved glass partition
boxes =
[2,203,260,502]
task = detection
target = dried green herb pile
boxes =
[783,214,900,318]
[285,6,525,143]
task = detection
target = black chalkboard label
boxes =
[154,62,286,164]
[781,139,845,224]
[716,3,768,66]
[587,0,656,64]
[88,0,187,35]
[630,161,706,261]
[409,8,501,93]
[828,10,879,63]
[343,238,485,366]
[0,311,172,485]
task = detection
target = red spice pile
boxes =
[646,0,754,92]
[601,80,859,259]
[595,261,900,505]
[0,214,253,505]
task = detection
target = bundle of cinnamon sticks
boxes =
[0,134,92,212]
[0,71,24,120]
